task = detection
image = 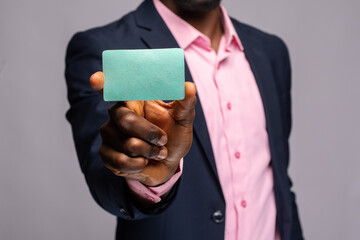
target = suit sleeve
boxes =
[64,31,180,220]
[277,37,304,239]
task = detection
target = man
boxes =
[65,0,303,239]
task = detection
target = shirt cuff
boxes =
[126,159,183,204]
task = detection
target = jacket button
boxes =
[212,210,224,223]
[119,207,129,217]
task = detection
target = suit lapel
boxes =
[134,0,221,182]
[233,21,285,176]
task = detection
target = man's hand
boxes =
[90,72,197,187]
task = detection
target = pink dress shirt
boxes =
[127,1,280,239]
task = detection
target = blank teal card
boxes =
[103,48,185,101]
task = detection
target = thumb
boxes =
[90,71,104,94]
[171,82,197,127]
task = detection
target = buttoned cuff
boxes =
[126,159,183,204]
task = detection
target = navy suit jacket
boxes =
[65,0,303,239]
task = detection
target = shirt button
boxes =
[227,102,232,110]
[241,200,247,208]
[235,151,241,159]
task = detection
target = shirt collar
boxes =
[153,0,244,51]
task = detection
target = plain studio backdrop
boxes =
[0,0,359,239]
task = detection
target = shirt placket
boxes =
[214,42,242,239]
[218,44,255,240]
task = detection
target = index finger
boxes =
[90,71,104,94]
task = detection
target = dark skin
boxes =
[90,0,224,187]
[161,0,223,52]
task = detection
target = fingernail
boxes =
[157,135,167,146]
[158,149,167,159]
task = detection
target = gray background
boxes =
[0,0,359,239]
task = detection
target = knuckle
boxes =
[115,154,128,169]
[139,158,148,168]
[118,112,137,130]
[130,157,148,173]
[108,103,123,120]
[125,138,142,156]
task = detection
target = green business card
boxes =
[103,48,185,101]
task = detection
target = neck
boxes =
[160,0,224,52]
